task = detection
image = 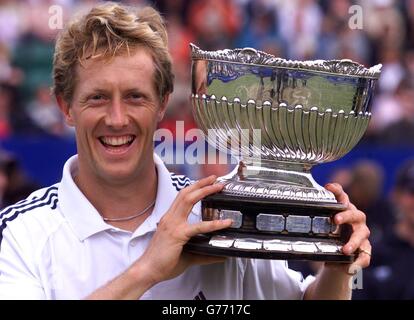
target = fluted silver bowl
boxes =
[191,44,382,203]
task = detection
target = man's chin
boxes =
[101,172,138,185]
[97,164,140,184]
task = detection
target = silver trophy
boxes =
[185,44,382,262]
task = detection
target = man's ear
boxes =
[157,94,170,122]
[56,95,75,127]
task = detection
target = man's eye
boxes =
[86,94,108,105]
[128,93,142,100]
[91,94,104,100]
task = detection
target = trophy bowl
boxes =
[185,44,382,262]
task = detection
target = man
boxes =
[0,3,371,300]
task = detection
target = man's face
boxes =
[60,48,167,185]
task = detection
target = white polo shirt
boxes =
[0,154,314,300]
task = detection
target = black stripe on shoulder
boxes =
[170,173,192,191]
[0,188,59,248]
[0,186,58,220]
[172,182,191,191]
[171,174,192,182]
[170,173,191,179]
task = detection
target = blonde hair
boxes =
[53,2,174,102]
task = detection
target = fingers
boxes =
[325,183,350,207]
[334,206,365,225]
[342,222,370,255]
[185,219,233,238]
[179,183,224,210]
[350,239,372,270]
[334,206,369,255]
[169,175,224,219]
[185,175,218,192]
[326,183,371,257]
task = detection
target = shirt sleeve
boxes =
[242,259,315,300]
[0,228,46,299]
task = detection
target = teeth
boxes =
[101,135,134,146]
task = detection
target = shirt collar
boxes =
[58,155,112,241]
[131,153,181,238]
[58,154,199,241]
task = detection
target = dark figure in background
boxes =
[341,161,393,245]
[0,151,39,209]
[378,77,414,146]
[353,159,414,299]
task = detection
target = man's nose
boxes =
[105,100,129,128]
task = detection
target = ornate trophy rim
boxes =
[190,43,382,79]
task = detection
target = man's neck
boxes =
[73,161,158,232]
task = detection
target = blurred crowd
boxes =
[0,0,414,299]
[0,0,413,142]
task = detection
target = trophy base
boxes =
[185,233,353,262]
[185,193,355,263]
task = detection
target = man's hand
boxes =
[86,175,231,300]
[326,182,371,271]
[304,183,371,300]
[136,175,232,285]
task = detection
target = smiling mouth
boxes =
[99,135,136,148]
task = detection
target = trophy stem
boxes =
[218,157,336,204]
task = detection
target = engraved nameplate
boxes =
[256,214,285,232]
[219,209,242,228]
[286,215,312,233]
